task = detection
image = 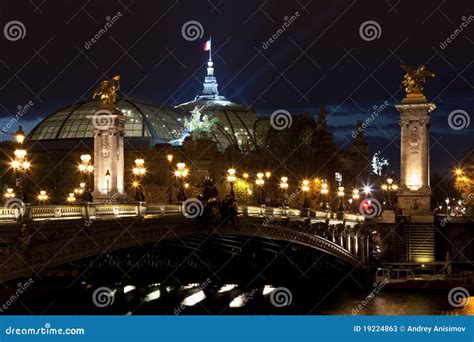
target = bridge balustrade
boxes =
[0,207,22,221]
[0,202,367,261]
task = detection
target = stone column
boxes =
[395,95,435,263]
[90,107,126,202]
[395,100,435,220]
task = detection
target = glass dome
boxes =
[28,98,185,146]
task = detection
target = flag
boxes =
[203,39,211,51]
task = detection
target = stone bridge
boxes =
[0,203,369,282]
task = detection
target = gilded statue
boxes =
[400,65,435,97]
[92,75,120,107]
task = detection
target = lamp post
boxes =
[320,180,329,210]
[337,186,345,212]
[132,158,146,176]
[79,154,94,188]
[351,188,360,212]
[445,197,450,216]
[175,162,188,201]
[11,126,31,201]
[302,179,310,209]
[280,176,289,207]
[105,170,111,201]
[255,172,265,205]
[227,168,236,198]
[132,158,146,201]
[381,177,398,209]
[166,154,174,203]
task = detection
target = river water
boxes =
[4,280,473,315]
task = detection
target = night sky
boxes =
[0,0,472,174]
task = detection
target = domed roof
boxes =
[176,52,258,152]
[28,98,185,148]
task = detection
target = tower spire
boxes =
[195,37,226,101]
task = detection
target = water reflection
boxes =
[4,279,472,315]
[182,290,206,306]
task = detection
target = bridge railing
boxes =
[0,202,368,265]
[0,202,365,224]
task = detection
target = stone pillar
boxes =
[395,96,435,263]
[90,107,126,202]
[395,100,435,220]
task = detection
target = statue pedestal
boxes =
[89,105,126,202]
[395,98,436,262]
[395,100,435,219]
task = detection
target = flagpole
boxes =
[209,36,212,61]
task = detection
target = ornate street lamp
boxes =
[166,154,174,203]
[302,179,310,209]
[15,126,25,144]
[11,126,31,201]
[337,186,345,212]
[132,158,146,201]
[227,168,236,198]
[67,193,76,204]
[175,162,188,201]
[37,190,48,204]
[381,177,398,208]
[279,176,289,207]
[105,170,111,201]
[320,180,329,210]
[79,154,94,188]
[255,172,265,205]
[133,158,146,176]
[4,188,15,200]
